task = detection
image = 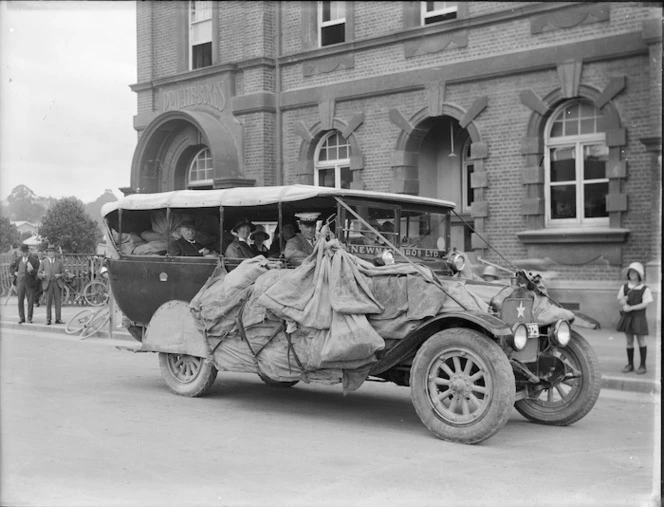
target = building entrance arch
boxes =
[390,105,489,253]
[128,108,251,194]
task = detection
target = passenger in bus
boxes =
[250,227,270,256]
[268,222,297,258]
[225,217,257,259]
[284,212,320,264]
[168,220,212,256]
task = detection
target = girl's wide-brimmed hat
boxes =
[250,230,270,242]
[231,217,256,233]
[623,261,645,280]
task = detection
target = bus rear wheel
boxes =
[158,353,218,397]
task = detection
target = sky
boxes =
[0,0,137,204]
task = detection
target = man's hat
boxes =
[20,244,29,252]
[231,217,256,233]
[180,219,198,229]
[295,212,320,225]
[46,244,57,251]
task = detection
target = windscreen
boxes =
[340,202,451,262]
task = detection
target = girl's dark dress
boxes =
[617,283,649,335]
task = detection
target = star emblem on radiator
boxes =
[517,302,525,319]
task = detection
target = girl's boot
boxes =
[622,347,634,373]
[636,346,647,374]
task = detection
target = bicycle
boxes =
[39,271,109,307]
[65,305,111,339]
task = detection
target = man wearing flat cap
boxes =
[37,244,65,325]
[11,244,39,324]
[225,217,257,259]
[285,212,320,265]
[168,220,212,256]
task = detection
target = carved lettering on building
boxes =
[162,81,226,112]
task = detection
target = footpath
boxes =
[0,296,660,395]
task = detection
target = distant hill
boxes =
[85,189,118,223]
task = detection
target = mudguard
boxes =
[140,300,209,358]
[369,310,511,375]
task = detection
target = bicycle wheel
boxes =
[83,281,109,306]
[80,307,111,339]
[66,308,95,335]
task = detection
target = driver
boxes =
[284,212,320,265]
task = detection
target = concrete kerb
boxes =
[0,318,135,342]
[0,315,659,395]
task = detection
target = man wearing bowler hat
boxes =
[284,212,320,265]
[37,244,65,325]
[11,244,40,324]
[168,219,211,256]
[225,217,257,259]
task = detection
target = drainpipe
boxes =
[275,2,283,186]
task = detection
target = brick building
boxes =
[127,1,661,330]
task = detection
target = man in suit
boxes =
[225,217,257,259]
[37,244,66,325]
[11,244,40,324]
[284,212,320,265]
[168,220,212,256]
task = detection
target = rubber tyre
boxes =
[515,330,601,426]
[257,370,299,388]
[66,308,95,334]
[410,328,515,444]
[80,308,111,338]
[83,281,109,306]
[158,353,218,397]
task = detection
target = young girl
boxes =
[617,262,653,374]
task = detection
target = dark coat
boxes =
[168,237,206,256]
[225,239,255,259]
[11,254,40,289]
[37,256,66,291]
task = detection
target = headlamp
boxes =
[510,323,529,351]
[550,320,571,347]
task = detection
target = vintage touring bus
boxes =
[101,185,601,444]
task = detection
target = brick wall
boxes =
[134,2,661,328]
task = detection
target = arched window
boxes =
[544,100,609,226]
[188,148,214,188]
[314,131,352,189]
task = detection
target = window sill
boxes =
[517,227,629,244]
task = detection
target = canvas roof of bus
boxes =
[101,185,456,217]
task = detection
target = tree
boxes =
[0,214,20,252]
[6,184,46,222]
[39,197,101,253]
[85,189,118,227]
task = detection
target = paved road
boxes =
[1,328,660,507]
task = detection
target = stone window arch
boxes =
[520,84,626,232]
[294,116,365,188]
[518,81,629,266]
